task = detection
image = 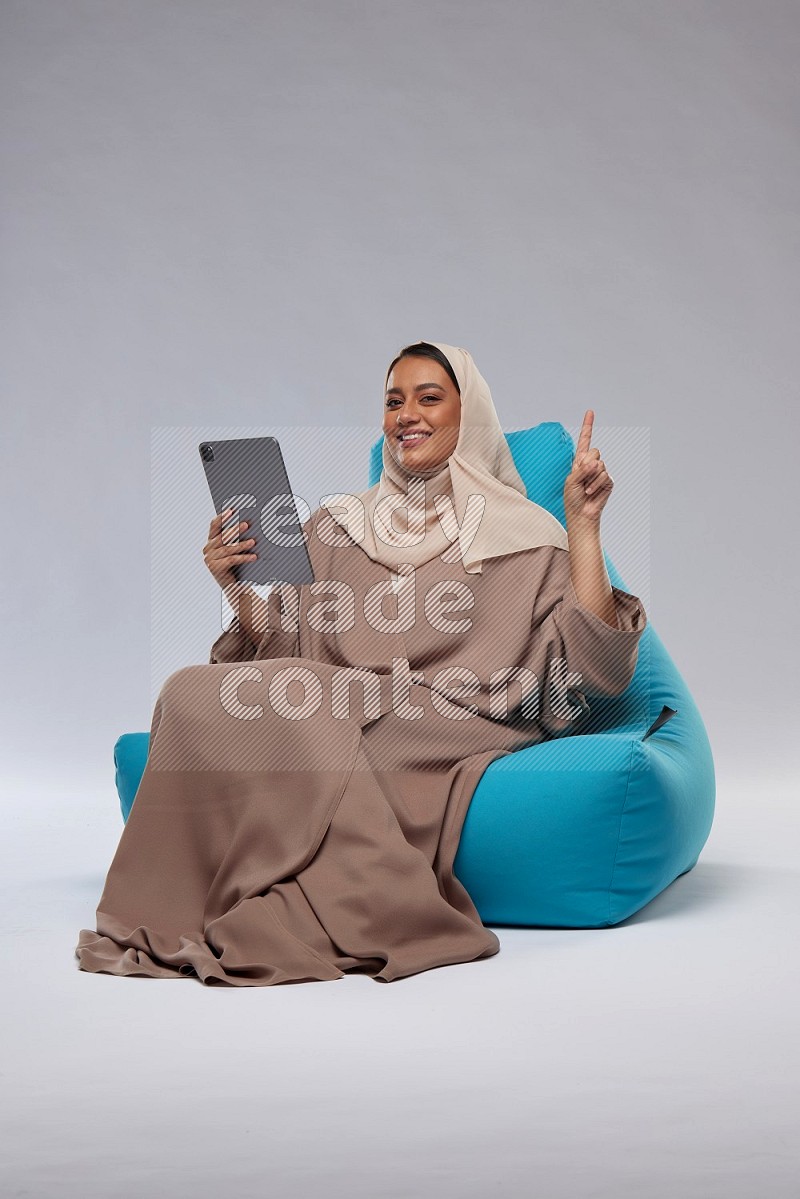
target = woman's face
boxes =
[383,356,462,473]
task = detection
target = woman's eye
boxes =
[385,396,439,408]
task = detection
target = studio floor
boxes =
[2,762,797,1198]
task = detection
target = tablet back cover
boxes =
[199,436,315,586]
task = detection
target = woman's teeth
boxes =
[399,432,431,443]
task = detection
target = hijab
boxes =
[323,340,569,576]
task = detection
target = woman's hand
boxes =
[563,411,618,627]
[563,410,614,527]
[203,508,258,590]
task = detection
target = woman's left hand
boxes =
[563,410,614,526]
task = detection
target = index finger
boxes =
[575,409,594,462]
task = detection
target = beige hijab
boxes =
[324,340,569,575]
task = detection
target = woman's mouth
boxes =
[397,431,432,446]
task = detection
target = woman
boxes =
[75,341,646,986]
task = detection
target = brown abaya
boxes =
[75,504,646,985]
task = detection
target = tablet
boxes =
[199,436,315,586]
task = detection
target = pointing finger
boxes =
[575,409,594,464]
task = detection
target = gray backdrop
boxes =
[2,5,799,1199]
[4,1,797,781]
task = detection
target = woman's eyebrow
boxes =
[385,382,446,396]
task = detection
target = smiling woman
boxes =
[383,343,463,473]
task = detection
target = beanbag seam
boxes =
[606,736,637,927]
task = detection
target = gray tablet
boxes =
[199,436,315,586]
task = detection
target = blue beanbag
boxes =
[114,422,714,927]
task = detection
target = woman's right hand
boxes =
[203,508,258,591]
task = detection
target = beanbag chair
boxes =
[113,422,714,928]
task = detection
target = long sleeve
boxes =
[507,545,647,741]
[209,583,300,664]
[208,509,318,665]
[551,571,646,699]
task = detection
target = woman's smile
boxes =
[397,430,433,446]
